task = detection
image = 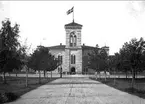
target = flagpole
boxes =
[73,6,74,22]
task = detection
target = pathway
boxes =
[6,75,145,104]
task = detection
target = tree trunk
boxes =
[3,72,7,84]
[95,71,98,79]
[26,67,28,87]
[16,70,17,77]
[126,71,128,79]
[99,72,101,79]
[104,70,106,81]
[47,72,48,80]
[51,71,52,79]
[118,72,120,78]
[113,69,116,85]
[60,68,62,78]
[133,70,136,79]
[60,72,62,78]
[39,70,41,84]
[108,70,110,78]
[131,68,135,88]
[43,70,46,78]
[114,77,116,85]
[135,70,138,79]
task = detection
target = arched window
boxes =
[70,31,77,47]
[71,54,75,64]
[74,35,77,46]
[71,55,73,64]
[73,55,75,64]
[70,34,73,47]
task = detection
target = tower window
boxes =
[70,31,77,47]
[70,35,73,47]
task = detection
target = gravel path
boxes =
[6,75,145,104]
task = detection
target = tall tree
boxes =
[0,19,21,84]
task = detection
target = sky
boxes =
[0,1,145,55]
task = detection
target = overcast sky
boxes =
[0,1,145,55]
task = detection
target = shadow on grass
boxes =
[90,77,145,99]
[0,76,58,103]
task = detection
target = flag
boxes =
[67,7,74,15]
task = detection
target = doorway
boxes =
[70,67,76,74]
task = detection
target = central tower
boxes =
[64,21,83,74]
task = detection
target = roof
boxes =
[82,45,98,50]
[48,45,65,49]
[48,44,100,50]
[65,22,82,27]
[65,20,83,28]
[102,46,109,48]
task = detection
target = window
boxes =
[61,56,62,64]
[74,35,77,46]
[70,31,77,47]
[71,55,73,64]
[73,55,75,64]
[58,55,63,64]
[71,55,75,64]
[70,35,73,47]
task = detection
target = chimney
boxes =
[60,43,62,46]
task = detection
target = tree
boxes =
[108,53,120,85]
[116,38,145,88]
[99,48,108,81]
[28,45,58,83]
[46,55,59,78]
[18,40,31,87]
[88,47,108,80]
[28,46,46,83]
[0,19,21,84]
[88,48,101,73]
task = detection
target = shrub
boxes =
[0,92,18,103]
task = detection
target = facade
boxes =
[48,21,109,74]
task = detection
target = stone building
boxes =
[48,21,109,74]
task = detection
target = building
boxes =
[48,20,109,74]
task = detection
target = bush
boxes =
[125,87,145,94]
[0,92,18,103]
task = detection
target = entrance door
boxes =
[71,67,76,74]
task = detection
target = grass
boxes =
[0,76,58,101]
[90,77,145,99]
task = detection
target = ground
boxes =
[5,75,145,104]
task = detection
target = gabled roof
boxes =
[48,45,65,49]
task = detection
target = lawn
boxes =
[90,77,145,99]
[0,76,58,103]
